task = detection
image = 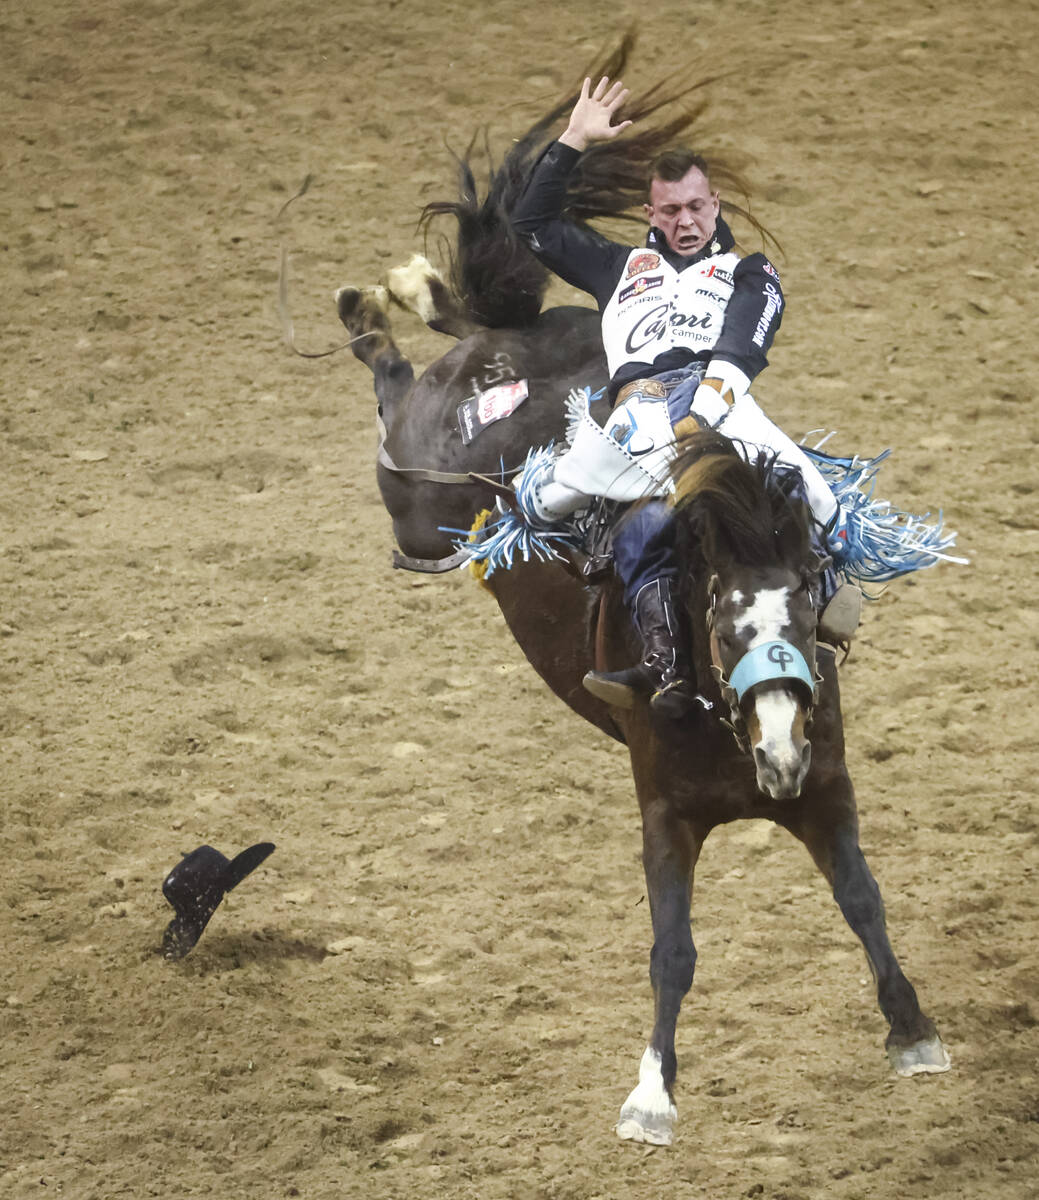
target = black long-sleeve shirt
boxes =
[511,141,784,399]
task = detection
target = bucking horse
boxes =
[323,44,953,1145]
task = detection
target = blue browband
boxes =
[727,640,814,703]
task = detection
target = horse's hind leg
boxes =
[386,253,486,340]
[335,285,414,430]
[617,803,705,1146]
[787,785,951,1077]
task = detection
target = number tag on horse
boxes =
[457,380,529,445]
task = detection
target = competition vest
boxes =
[601,247,742,378]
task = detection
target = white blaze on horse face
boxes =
[732,584,811,799]
[752,689,810,799]
[733,585,792,646]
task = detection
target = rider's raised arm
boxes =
[704,253,785,400]
[511,141,629,302]
[510,77,632,302]
[558,76,632,153]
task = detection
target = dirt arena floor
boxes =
[3,0,1038,1196]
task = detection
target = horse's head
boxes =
[672,433,828,800]
[705,562,820,799]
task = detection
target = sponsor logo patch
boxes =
[626,252,661,278]
[762,261,781,282]
[624,303,714,355]
[618,274,663,304]
[704,264,734,285]
[457,380,529,445]
[751,281,783,348]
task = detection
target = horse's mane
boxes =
[420,34,774,329]
[669,431,819,573]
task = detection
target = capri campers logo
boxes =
[624,303,713,355]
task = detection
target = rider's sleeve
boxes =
[707,253,785,394]
[511,141,628,303]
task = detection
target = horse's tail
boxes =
[420,35,772,332]
[417,35,639,330]
[419,125,556,330]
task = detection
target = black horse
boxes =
[330,57,950,1145]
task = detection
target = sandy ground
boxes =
[2,1,1038,1196]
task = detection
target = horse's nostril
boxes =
[802,742,812,773]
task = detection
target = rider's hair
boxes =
[648,148,711,189]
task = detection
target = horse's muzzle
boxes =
[753,737,811,800]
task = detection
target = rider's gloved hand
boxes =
[691,360,754,423]
[690,379,729,424]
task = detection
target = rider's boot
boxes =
[817,580,862,646]
[582,579,698,718]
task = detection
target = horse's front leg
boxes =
[788,779,951,1077]
[617,802,704,1146]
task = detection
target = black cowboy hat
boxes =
[161,842,275,960]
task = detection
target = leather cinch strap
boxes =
[392,548,469,573]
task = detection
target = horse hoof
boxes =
[615,1112,675,1146]
[334,285,361,315]
[335,285,389,324]
[616,1048,677,1146]
[386,254,442,321]
[888,1034,951,1076]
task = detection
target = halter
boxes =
[727,640,815,703]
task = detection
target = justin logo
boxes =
[626,252,661,278]
[704,264,734,285]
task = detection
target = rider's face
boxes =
[644,167,720,257]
